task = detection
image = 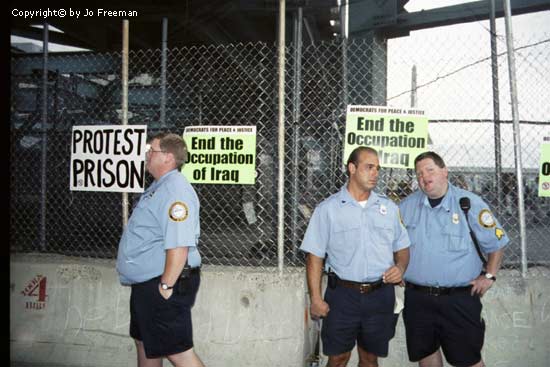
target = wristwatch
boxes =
[482,271,496,282]
[160,282,174,290]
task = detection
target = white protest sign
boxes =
[70,125,147,192]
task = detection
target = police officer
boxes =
[300,146,410,367]
[116,133,205,367]
[399,151,509,367]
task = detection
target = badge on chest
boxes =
[452,213,459,224]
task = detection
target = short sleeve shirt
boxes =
[116,170,201,285]
[300,185,410,282]
[399,183,509,287]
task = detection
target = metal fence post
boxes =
[291,7,303,262]
[503,0,527,277]
[277,0,286,274]
[161,17,168,128]
[490,0,503,211]
[122,20,129,228]
[411,65,417,108]
[341,1,348,109]
[40,21,49,252]
[339,1,349,179]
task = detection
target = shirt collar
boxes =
[420,181,455,211]
[147,169,178,193]
[156,169,179,185]
[440,184,456,211]
[337,183,381,208]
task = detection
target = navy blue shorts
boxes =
[403,287,485,366]
[129,272,200,358]
[321,283,398,357]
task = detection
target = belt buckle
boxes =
[428,286,441,297]
[359,283,371,294]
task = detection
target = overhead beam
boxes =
[239,0,336,11]
[347,0,550,39]
[394,0,550,32]
[186,3,262,44]
[11,25,97,50]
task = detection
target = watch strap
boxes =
[160,282,174,290]
[481,271,496,281]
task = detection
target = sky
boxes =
[387,1,550,121]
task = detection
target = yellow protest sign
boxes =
[182,126,256,184]
[538,140,550,197]
[344,105,429,169]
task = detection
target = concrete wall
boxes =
[10,254,312,367]
[10,254,550,367]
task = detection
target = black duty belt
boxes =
[406,282,471,296]
[336,278,385,294]
[180,266,201,278]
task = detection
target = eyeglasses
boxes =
[146,144,166,154]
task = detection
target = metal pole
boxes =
[490,0,503,211]
[339,0,349,177]
[503,0,527,277]
[291,7,303,262]
[160,17,168,128]
[341,0,349,39]
[410,65,417,108]
[277,0,286,274]
[122,20,129,227]
[410,65,433,146]
[408,65,418,192]
[341,0,349,108]
[40,22,49,251]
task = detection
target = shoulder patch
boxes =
[169,201,189,222]
[478,209,496,228]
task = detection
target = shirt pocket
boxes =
[442,224,469,252]
[372,219,395,245]
[329,222,361,266]
[136,194,153,209]
[404,223,417,247]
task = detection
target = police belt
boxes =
[406,282,471,296]
[335,277,386,294]
[179,266,201,278]
[130,267,200,289]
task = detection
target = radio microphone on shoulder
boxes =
[459,197,471,212]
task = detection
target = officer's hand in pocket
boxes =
[158,284,173,300]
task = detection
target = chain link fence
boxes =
[10,26,550,274]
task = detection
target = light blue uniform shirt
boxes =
[399,182,509,287]
[116,169,201,285]
[300,185,410,282]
